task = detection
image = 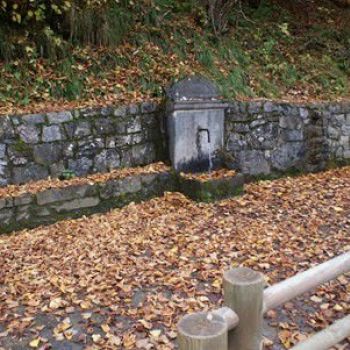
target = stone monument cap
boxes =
[166,76,220,101]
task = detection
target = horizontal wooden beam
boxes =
[290,315,350,350]
[263,251,350,312]
[212,307,240,331]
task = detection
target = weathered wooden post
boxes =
[223,267,264,350]
[178,311,228,350]
[178,307,239,350]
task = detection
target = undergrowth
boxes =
[0,0,350,114]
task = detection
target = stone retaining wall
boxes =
[1,100,349,186]
[0,171,175,233]
[0,102,165,186]
[225,101,350,176]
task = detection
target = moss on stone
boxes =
[13,139,31,153]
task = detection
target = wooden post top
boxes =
[178,311,228,339]
[224,267,264,286]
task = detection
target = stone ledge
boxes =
[0,169,177,234]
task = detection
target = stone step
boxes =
[0,162,175,234]
[0,162,247,233]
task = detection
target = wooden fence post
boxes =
[223,267,264,350]
[178,311,228,350]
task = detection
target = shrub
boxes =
[0,0,132,60]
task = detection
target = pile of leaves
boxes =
[0,162,170,199]
[0,166,349,349]
[180,168,237,182]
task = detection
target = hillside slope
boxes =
[0,0,349,115]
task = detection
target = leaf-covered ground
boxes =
[0,166,349,349]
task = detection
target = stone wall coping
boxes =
[0,162,170,200]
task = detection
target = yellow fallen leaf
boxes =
[150,329,162,338]
[92,334,102,343]
[334,304,343,311]
[212,279,221,288]
[101,324,110,333]
[29,338,40,348]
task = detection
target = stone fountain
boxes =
[166,76,228,173]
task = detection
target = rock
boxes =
[0,208,14,226]
[94,118,115,135]
[346,114,350,125]
[279,115,302,130]
[248,101,263,114]
[74,121,91,138]
[16,205,31,222]
[114,106,128,117]
[106,137,116,149]
[328,126,340,140]
[140,102,157,113]
[14,194,34,206]
[22,113,46,124]
[128,104,139,115]
[42,125,64,142]
[238,150,271,175]
[47,111,73,124]
[0,198,8,210]
[334,114,345,124]
[226,133,247,152]
[33,143,62,165]
[76,138,103,158]
[250,118,266,128]
[99,179,120,199]
[50,161,66,178]
[250,123,279,149]
[299,108,309,119]
[12,157,28,165]
[280,129,304,142]
[141,173,158,186]
[17,124,40,144]
[0,117,15,139]
[94,150,121,172]
[0,144,6,158]
[119,176,142,193]
[131,143,156,165]
[54,197,100,213]
[63,142,75,157]
[271,143,305,171]
[126,115,142,133]
[37,184,97,205]
[68,157,93,176]
[343,150,350,158]
[340,135,349,147]
[263,101,275,113]
[33,207,51,217]
[234,123,250,133]
[13,164,49,184]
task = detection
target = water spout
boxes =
[199,128,211,143]
[199,128,213,172]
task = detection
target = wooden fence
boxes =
[178,251,350,350]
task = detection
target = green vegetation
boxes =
[0,0,349,114]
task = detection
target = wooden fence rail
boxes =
[178,251,350,350]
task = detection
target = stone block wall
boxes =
[0,99,349,187]
[0,171,175,233]
[0,102,165,186]
[225,101,350,176]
